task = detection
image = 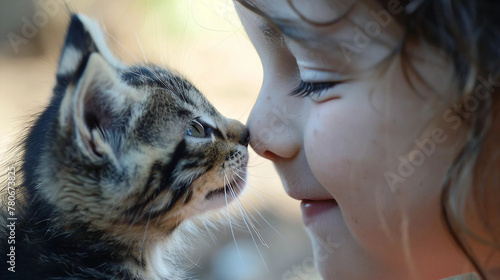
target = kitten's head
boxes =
[37,14,249,244]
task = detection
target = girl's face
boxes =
[237,0,473,278]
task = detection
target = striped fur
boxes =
[0,14,249,279]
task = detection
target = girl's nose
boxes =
[247,93,301,161]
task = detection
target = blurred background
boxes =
[0,0,320,279]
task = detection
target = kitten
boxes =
[0,14,249,280]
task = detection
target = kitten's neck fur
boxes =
[3,192,185,280]
[0,148,187,280]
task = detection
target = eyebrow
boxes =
[258,23,281,41]
[276,21,316,41]
[257,1,358,42]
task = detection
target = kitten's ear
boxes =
[59,53,131,162]
[57,14,121,78]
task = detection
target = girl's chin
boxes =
[302,201,345,257]
[302,202,363,278]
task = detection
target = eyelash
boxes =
[291,81,339,98]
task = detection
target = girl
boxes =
[235,0,500,279]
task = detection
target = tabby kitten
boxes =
[0,14,249,280]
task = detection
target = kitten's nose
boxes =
[226,119,250,147]
[239,128,250,147]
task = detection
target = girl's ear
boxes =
[59,53,130,162]
[57,13,121,79]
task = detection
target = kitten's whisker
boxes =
[182,249,204,271]
[236,99,254,121]
[230,182,265,231]
[130,207,143,227]
[233,180,283,239]
[251,188,289,202]
[184,242,206,270]
[232,166,249,174]
[223,172,241,261]
[246,160,269,168]
[228,183,263,229]
[232,168,251,181]
[134,31,148,63]
[232,167,275,184]
[228,182,267,247]
[231,170,274,202]
[231,168,248,182]
[138,211,152,262]
[153,208,164,226]
[231,171,265,202]
[229,191,269,238]
[247,135,266,150]
[231,171,289,202]
[182,188,192,204]
[202,221,217,244]
[227,182,269,271]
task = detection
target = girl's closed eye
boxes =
[291,80,345,101]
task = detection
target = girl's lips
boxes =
[301,199,339,226]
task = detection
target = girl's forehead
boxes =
[239,0,402,45]
[239,0,405,74]
[248,0,357,24]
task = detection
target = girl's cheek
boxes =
[304,102,353,195]
[303,92,395,199]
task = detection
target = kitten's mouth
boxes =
[199,175,246,212]
[205,177,245,201]
[205,187,227,200]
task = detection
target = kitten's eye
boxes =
[186,119,206,138]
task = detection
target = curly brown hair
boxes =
[398,1,500,279]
